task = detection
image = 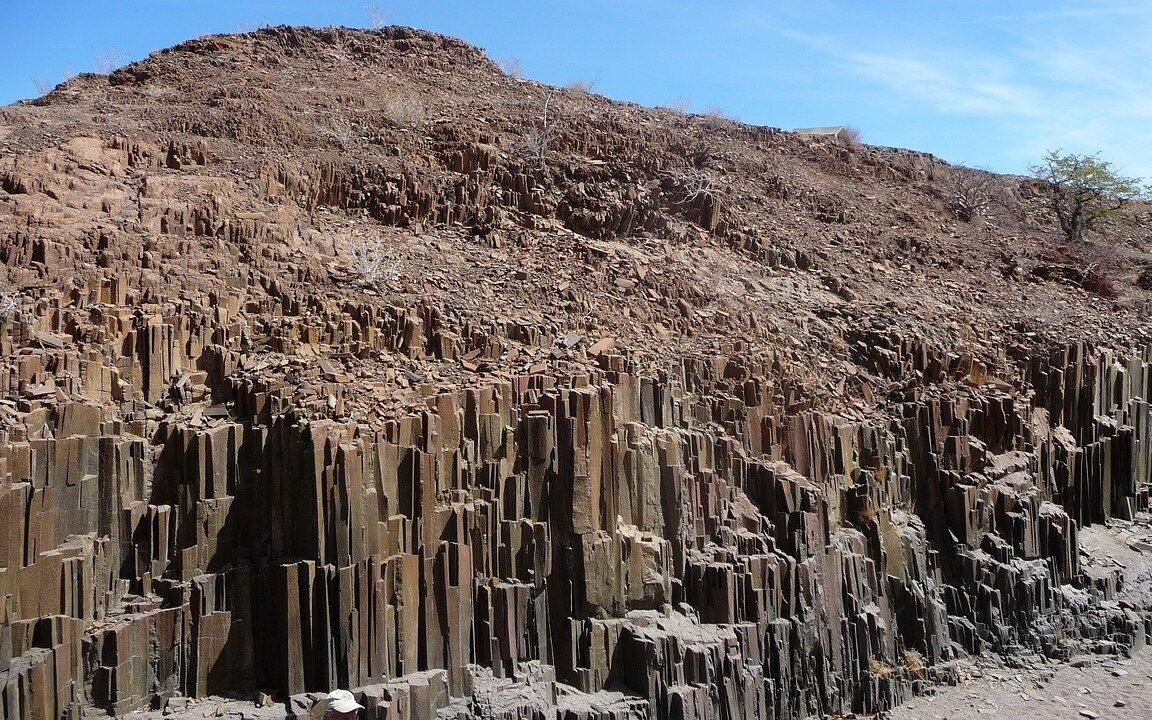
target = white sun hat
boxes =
[323,689,364,714]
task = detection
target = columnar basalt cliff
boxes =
[1,26,1151,720]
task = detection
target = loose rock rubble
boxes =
[2,25,1152,720]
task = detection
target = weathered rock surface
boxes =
[1,25,1151,720]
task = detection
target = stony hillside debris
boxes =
[0,24,1151,720]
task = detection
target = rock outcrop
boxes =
[1,25,1151,720]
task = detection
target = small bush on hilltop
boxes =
[1030,150,1147,243]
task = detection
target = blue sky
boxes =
[1,1,1149,179]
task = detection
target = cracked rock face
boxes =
[1,25,1151,720]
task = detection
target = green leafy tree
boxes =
[1030,150,1146,243]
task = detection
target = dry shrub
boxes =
[343,233,402,288]
[666,168,720,205]
[381,94,425,127]
[519,126,551,164]
[702,106,737,125]
[1075,241,1125,298]
[1014,240,1125,298]
[517,91,559,166]
[329,114,355,150]
[498,57,523,78]
[565,79,594,94]
[0,291,20,319]
[94,48,125,75]
[943,167,1002,222]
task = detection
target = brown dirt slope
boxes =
[2,25,1150,425]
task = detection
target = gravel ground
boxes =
[888,653,1152,720]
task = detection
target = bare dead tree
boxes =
[519,90,559,166]
[343,234,402,288]
[363,3,389,29]
[666,167,720,205]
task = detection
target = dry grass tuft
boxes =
[869,658,897,679]
[903,650,925,678]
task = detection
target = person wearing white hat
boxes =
[322,689,363,720]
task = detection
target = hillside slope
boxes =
[1,25,1151,720]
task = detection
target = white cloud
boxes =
[783,3,1152,177]
[845,52,1041,116]
[1013,3,1151,22]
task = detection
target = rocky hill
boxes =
[1,25,1151,720]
